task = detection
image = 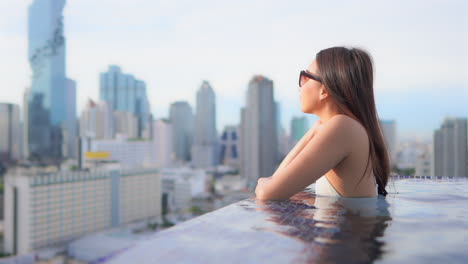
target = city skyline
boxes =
[0,0,467,140]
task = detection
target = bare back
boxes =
[257,114,378,200]
[282,115,376,197]
[321,116,376,197]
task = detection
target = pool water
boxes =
[103,177,468,264]
[260,177,468,263]
[370,177,468,263]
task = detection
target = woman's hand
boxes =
[255,177,272,200]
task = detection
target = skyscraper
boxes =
[240,75,278,190]
[275,102,286,161]
[191,81,218,168]
[433,118,467,177]
[79,99,114,140]
[153,119,174,168]
[0,103,21,163]
[65,78,77,158]
[113,111,139,139]
[290,116,309,148]
[27,0,76,162]
[169,101,194,162]
[100,65,150,138]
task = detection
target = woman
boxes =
[255,46,390,200]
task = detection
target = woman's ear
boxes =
[319,86,329,100]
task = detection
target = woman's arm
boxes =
[255,116,352,200]
[254,121,322,193]
[274,120,322,175]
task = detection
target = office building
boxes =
[169,101,193,162]
[79,99,114,140]
[64,78,77,158]
[433,117,467,177]
[153,119,174,168]
[192,81,218,168]
[99,66,150,138]
[4,167,161,255]
[240,75,278,190]
[81,136,156,169]
[113,111,138,139]
[27,0,76,162]
[0,103,21,162]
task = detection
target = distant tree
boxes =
[393,165,415,176]
[162,218,174,228]
[190,205,204,215]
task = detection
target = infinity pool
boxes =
[102,177,468,264]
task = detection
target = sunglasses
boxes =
[299,70,323,87]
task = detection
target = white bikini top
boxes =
[315,175,378,197]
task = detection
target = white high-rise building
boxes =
[161,177,191,215]
[153,119,174,168]
[80,99,114,140]
[433,117,467,177]
[0,103,21,162]
[114,111,138,139]
[169,101,193,162]
[191,81,218,168]
[240,75,278,190]
[380,120,397,165]
[4,167,161,255]
[415,150,432,176]
[82,136,157,169]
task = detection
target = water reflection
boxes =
[254,189,392,264]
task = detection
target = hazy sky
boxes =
[0,0,467,140]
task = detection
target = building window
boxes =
[231,145,237,158]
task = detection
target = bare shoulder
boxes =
[319,115,368,143]
[327,115,365,131]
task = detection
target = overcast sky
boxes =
[0,0,467,140]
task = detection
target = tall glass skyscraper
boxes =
[100,65,151,138]
[169,101,194,162]
[27,0,76,161]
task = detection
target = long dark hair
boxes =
[315,46,390,196]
